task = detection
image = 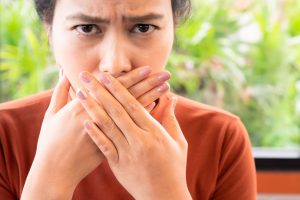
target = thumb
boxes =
[46,73,71,116]
[160,96,184,141]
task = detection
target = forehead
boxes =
[56,0,171,16]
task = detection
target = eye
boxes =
[74,25,101,36]
[131,24,157,34]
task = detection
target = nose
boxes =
[98,34,132,76]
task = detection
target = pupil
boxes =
[82,25,93,33]
[138,25,149,32]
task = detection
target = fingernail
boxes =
[84,120,92,130]
[76,89,87,100]
[80,72,91,83]
[146,102,156,111]
[100,73,111,85]
[158,83,169,93]
[158,72,171,82]
[139,67,152,77]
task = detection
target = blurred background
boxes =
[1,0,299,148]
[0,0,300,198]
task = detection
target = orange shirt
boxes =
[0,91,256,199]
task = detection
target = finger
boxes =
[137,82,170,107]
[145,102,156,112]
[76,88,129,151]
[79,71,140,138]
[68,85,77,100]
[160,96,186,143]
[117,66,152,89]
[84,120,119,163]
[46,74,71,116]
[128,71,171,99]
[99,73,153,129]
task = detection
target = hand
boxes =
[69,66,170,112]
[21,67,171,200]
[77,72,191,200]
[21,75,102,200]
[116,66,171,111]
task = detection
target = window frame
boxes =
[253,148,300,171]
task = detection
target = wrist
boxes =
[21,159,77,200]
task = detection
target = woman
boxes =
[0,0,256,199]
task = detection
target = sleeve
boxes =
[212,118,257,200]
[0,117,18,200]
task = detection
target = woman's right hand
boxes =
[21,66,170,200]
[21,75,101,200]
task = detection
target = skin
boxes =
[78,72,190,199]
[50,0,174,92]
[21,0,191,199]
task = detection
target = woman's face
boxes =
[50,0,174,90]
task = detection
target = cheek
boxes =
[50,23,174,89]
[146,30,174,72]
[51,28,98,89]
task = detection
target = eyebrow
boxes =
[123,13,164,22]
[66,13,110,24]
[66,13,164,24]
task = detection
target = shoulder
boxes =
[0,90,52,112]
[0,90,52,138]
[176,94,251,156]
[176,94,238,120]
[174,94,252,168]
[0,90,53,198]
[174,95,256,199]
[175,94,245,138]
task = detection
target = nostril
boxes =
[99,63,132,77]
[99,69,127,78]
[112,71,127,78]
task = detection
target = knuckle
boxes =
[137,98,146,106]
[108,131,121,143]
[116,76,126,87]
[149,79,158,87]
[128,87,139,98]
[137,96,150,107]
[110,83,120,94]
[100,118,115,132]
[88,128,98,139]
[129,75,136,85]
[125,102,139,113]
[99,142,118,162]
[108,107,123,118]
[110,152,119,163]
[71,100,84,117]
[99,141,110,154]
[141,137,161,151]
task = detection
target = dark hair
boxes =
[34,0,191,25]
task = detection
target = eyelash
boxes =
[73,24,159,36]
[74,24,101,36]
[131,24,159,34]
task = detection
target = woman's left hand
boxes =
[76,71,191,200]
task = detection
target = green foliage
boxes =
[0,0,299,147]
[0,0,56,102]
[168,0,300,147]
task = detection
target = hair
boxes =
[34,0,191,25]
